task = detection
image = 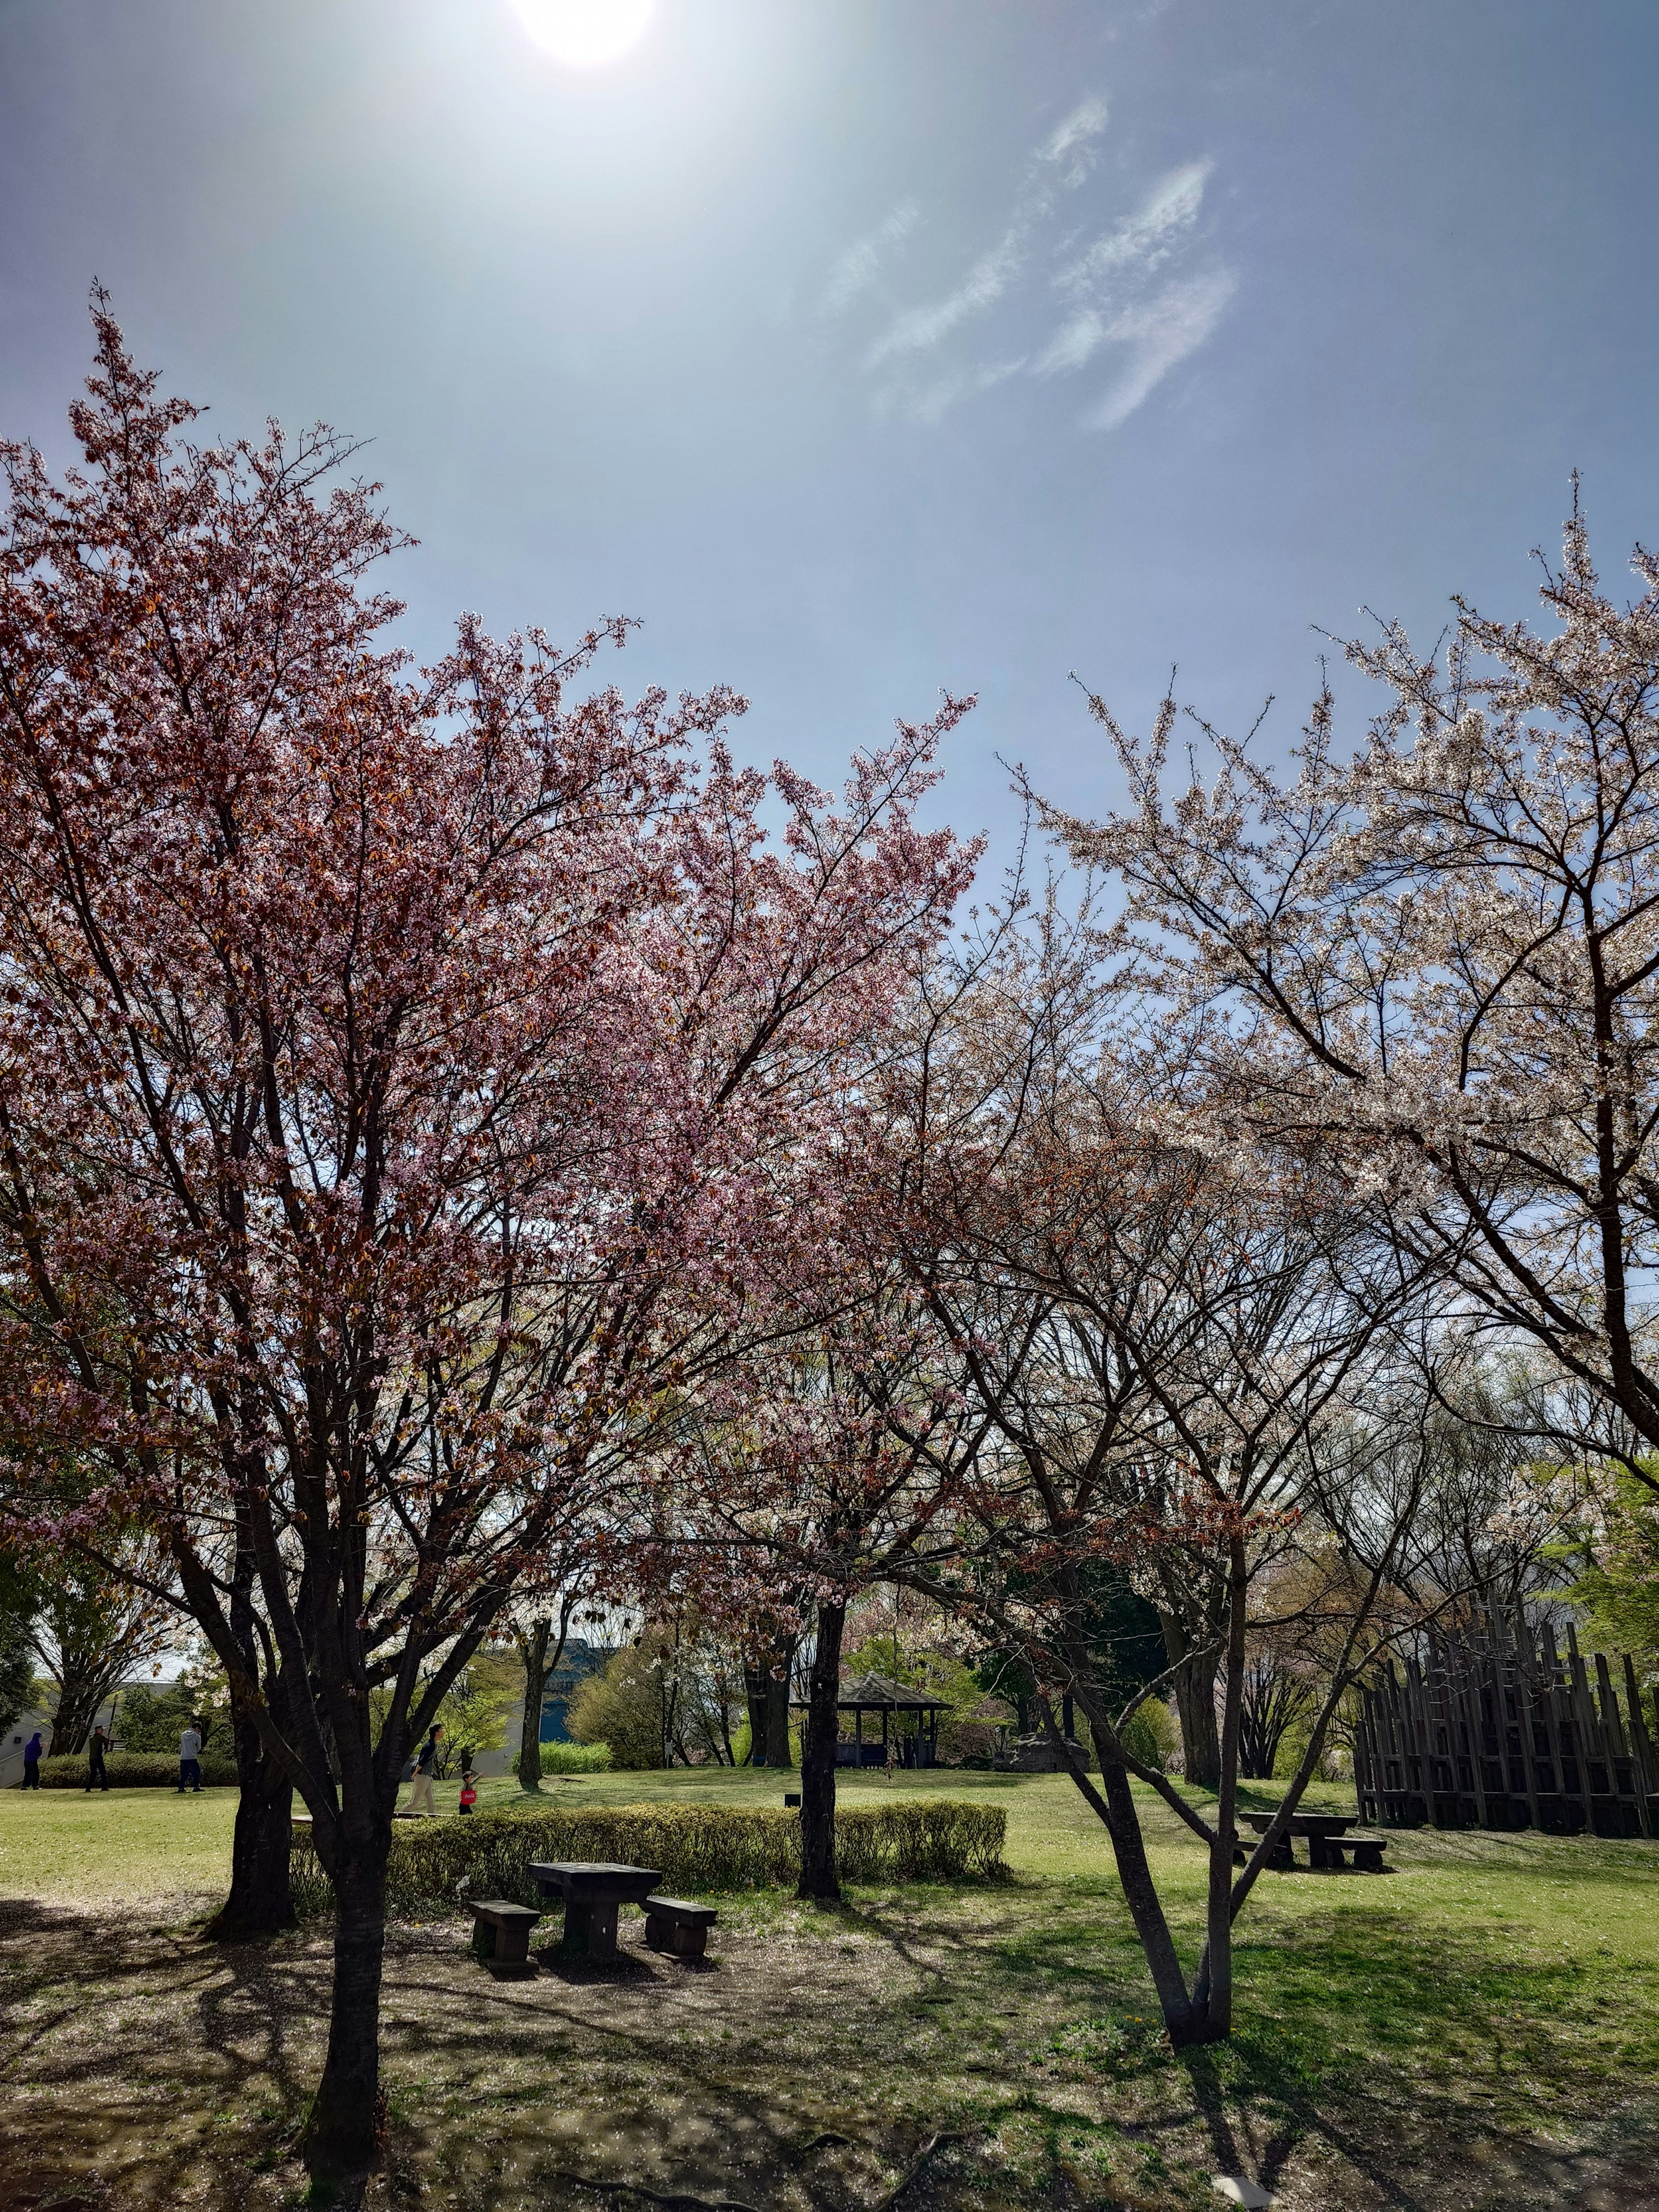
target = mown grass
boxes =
[0,1769,1656,2210]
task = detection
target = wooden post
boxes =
[1460,1639,1489,1830]
[1497,1608,1542,1832]
[1624,1655,1657,1838]
[1537,1622,1577,1832]
[1594,1651,1637,1836]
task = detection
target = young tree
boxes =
[507,1562,589,1792]
[896,896,1439,2043]
[0,311,975,2175]
[676,1298,982,1897]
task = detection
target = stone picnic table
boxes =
[528,1860,662,1961]
[1239,1812,1389,1872]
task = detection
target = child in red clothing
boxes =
[458,1747,477,1814]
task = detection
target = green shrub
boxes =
[511,1740,613,1777]
[36,1750,239,1788]
[565,1643,668,1768]
[289,1797,1007,1919]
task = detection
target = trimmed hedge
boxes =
[35,1751,239,1789]
[289,1798,1007,1919]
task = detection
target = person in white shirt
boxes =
[177,1721,203,1794]
[404,1725,443,1816]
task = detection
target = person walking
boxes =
[20,1730,44,1790]
[458,1747,477,1815]
[85,1724,110,1793]
[177,1718,203,1794]
[404,1724,442,1816]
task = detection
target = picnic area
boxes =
[1,1765,1656,2212]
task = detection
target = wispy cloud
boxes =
[1057,161,1211,298]
[820,200,919,316]
[864,229,1023,366]
[1084,268,1237,430]
[1039,94,1110,187]
[862,95,1110,370]
[820,104,1232,434]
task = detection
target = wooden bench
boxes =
[642,1895,718,1961]
[467,1899,543,1968]
[1323,1833,1392,1872]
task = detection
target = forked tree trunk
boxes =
[745,1636,798,1767]
[299,1845,388,2177]
[797,1600,845,1901]
[1080,1722,1221,2043]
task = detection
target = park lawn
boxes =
[0,1775,1656,2212]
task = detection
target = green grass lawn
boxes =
[1,1769,1656,2210]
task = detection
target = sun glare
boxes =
[508,0,656,70]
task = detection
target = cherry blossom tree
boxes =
[1044,501,1659,1493]
[894,898,1439,2044]
[0,308,976,2177]
[673,1291,983,1897]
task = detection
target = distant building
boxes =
[538,1640,612,1743]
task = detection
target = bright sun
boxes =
[508,0,656,69]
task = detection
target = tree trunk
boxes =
[797,1600,845,1901]
[208,1523,296,1938]
[1081,1726,1214,2042]
[1190,1540,1250,2044]
[299,1846,388,2178]
[208,1713,295,1938]
[765,1637,795,1768]
[1169,1641,1222,1790]
[518,1617,552,1790]
[744,1661,770,1764]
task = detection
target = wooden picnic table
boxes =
[1242,1812,1354,1869]
[1239,1812,1391,1872]
[529,1860,661,1961]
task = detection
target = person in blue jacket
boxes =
[20,1730,44,1789]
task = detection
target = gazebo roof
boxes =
[791,1669,950,1713]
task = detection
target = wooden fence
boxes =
[1354,1613,1659,1837]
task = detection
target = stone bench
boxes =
[642,1895,718,1961]
[467,1898,543,1969]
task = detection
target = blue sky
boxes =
[2,0,1656,860]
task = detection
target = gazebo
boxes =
[794,1671,950,1769]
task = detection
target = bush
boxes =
[1120,1697,1179,1772]
[288,1797,1007,1919]
[565,1643,668,1768]
[512,1741,613,1777]
[36,1750,238,1788]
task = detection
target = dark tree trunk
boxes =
[518,1617,552,1790]
[299,1845,388,2178]
[208,1716,295,1938]
[208,1523,295,1938]
[1085,1730,1217,2042]
[797,1600,845,1901]
[1168,1639,1222,1789]
[765,1638,795,1768]
[744,1662,770,1764]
